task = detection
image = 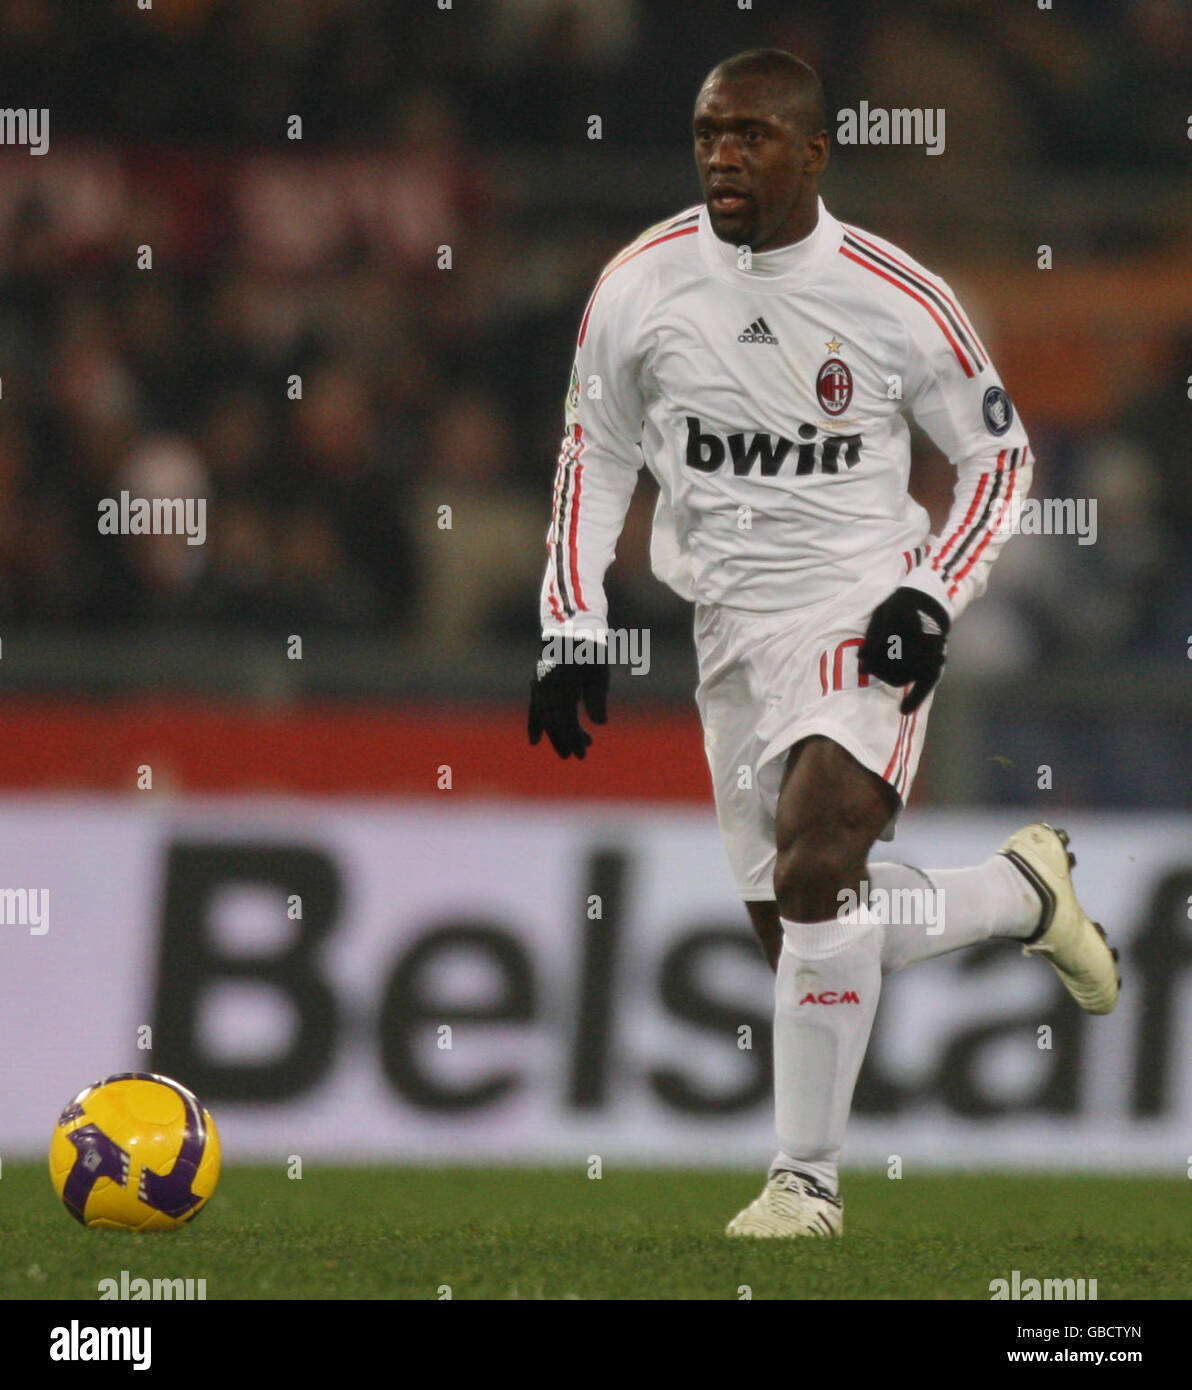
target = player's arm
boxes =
[861,279,1033,714]
[529,275,645,759]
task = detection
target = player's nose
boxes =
[706,135,744,169]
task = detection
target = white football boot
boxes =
[725,1170,843,1238]
[1000,823,1120,1014]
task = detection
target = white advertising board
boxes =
[1,797,1189,1171]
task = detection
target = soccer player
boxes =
[528,49,1120,1237]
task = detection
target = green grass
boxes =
[2,1165,1188,1300]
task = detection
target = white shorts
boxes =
[694,551,934,901]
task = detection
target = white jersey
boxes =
[540,197,1031,638]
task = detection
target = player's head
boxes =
[693,49,829,252]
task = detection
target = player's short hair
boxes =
[701,49,827,135]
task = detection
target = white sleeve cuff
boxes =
[541,616,609,644]
[900,564,954,620]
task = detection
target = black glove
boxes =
[527,639,609,760]
[859,586,950,716]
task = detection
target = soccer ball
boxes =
[49,1072,221,1231]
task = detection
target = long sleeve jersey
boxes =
[540,198,1031,640]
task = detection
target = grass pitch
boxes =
[1,1165,1187,1300]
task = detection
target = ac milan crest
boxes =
[816,357,853,416]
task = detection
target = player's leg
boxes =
[728,735,892,1238]
[866,856,1041,969]
[745,838,1069,975]
[744,864,1046,978]
[734,824,1119,1238]
[747,858,1034,977]
[772,733,897,919]
[744,834,1114,991]
[770,735,892,1188]
[761,742,1120,1208]
[870,827,1119,1011]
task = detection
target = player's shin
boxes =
[867,858,1041,974]
[771,911,883,1194]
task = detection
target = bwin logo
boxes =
[685,416,863,477]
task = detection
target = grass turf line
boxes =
[2,1165,1188,1300]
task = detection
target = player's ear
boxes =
[805,129,830,175]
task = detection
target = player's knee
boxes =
[773,837,856,923]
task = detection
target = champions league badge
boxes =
[982,384,1014,435]
[816,356,853,416]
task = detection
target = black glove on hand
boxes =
[527,639,609,760]
[859,586,951,716]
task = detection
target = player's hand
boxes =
[527,640,609,759]
[859,586,951,716]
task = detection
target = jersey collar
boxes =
[698,196,842,291]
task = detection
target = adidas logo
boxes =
[738,316,778,345]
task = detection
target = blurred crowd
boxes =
[0,0,1188,677]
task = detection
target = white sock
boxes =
[868,856,1042,975]
[769,910,882,1195]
